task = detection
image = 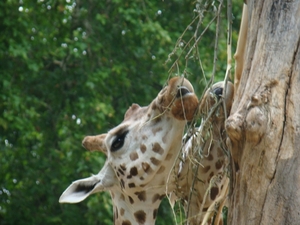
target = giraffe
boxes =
[59,77,199,225]
[171,81,234,225]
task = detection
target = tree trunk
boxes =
[226,1,300,224]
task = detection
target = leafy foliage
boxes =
[0,0,242,224]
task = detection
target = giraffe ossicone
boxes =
[59,77,199,225]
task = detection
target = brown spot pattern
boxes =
[208,172,214,182]
[153,209,158,219]
[140,183,146,188]
[153,116,162,124]
[120,179,125,189]
[130,167,138,176]
[120,193,125,201]
[118,168,125,176]
[130,152,139,161]
[129,196,134,204]
[165,153,173,160]
[120,208,125,216]
[134,210,146,224]
[152,127,163,135]
[142,135,148,140]
[217,148,224,157]
[142,162,152,174]
[216,160,223,170]
[152,194,160,203]
[140,144,147,153]
[151,103,157,110]
[157,166,165,174]
[150,157,161,166]
[128,183,136,188]
[159,194,166,200]
[210,187,219,200]
[122,220,131,225]
[152,142,164,155]
[207,153,214,161]
[135,191,146,201]
[120,164,126,171]
[201,165,211,173]
[115,207,118,219]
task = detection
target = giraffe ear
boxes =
[59,161,116,203]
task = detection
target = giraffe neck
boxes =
[107,107,186,225]
[111,188,166,225]
[174,118,228,224]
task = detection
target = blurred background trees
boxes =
[0,0,242,224]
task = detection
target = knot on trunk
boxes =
[225,114,244,142]
[245,106,267,144]
[225,90,270,165]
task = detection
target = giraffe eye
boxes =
[111,131,129,152]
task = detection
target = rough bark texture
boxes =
[226,0,300,224]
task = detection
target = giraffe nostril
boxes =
[176,86,190,98]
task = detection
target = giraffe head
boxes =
[59,77,199,224]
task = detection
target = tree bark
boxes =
[226,0,300,224]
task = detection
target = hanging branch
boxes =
[210,0,224,84]
[223,0,233,121]
[166,1,216,77]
